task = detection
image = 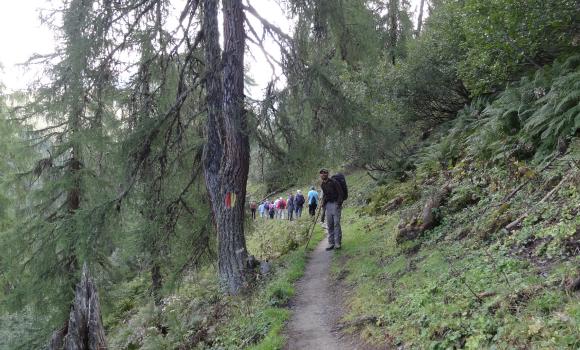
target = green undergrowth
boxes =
[334,162,579,348]
[105,213,324,350]
[212,215,324,350]
[246,214,315,260]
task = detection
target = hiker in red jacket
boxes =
[276,197,286,219]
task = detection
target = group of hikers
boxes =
[248,168,348,251]
[249,187,319,221]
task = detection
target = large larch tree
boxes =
[202,0,251,294]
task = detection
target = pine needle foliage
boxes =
[1,0,212,346]
[1,2,120,345]
[253,0,416,186]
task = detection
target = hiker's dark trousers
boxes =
[308,203,317,216]
[295,206,303,217]
[325,202,342,246]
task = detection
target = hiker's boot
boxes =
[335,244,341,250]
[325,245,334,251]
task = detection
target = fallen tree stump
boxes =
[384,196,404,213]
[397,184,452,243]
[48,263,107,350]
[477,291,497,299]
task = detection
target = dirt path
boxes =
[283,236,345,350]
[284,231,374,350]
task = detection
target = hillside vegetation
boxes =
[335,143,579,349]
[0,0,578,349]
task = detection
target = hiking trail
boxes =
[284,226,375,350]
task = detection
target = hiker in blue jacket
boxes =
[307,186,319,217]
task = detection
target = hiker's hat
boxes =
[319,168,329,174]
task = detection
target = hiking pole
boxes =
[304,205,323,250]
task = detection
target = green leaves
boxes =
[458,0,577,95]
[522,56,580,155]
[428,54,580,164]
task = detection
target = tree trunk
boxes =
[388,0,399,65]
[143,158,164,303]
[151,263,163,304]
[416,0,425,36]
[260,149,265,183]
[48,264,107,350]
[64,0,89,287]
[202,0,250,295]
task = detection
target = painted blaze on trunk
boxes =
[202,0,250,294]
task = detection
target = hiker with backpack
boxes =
[319,168,348,251]
[273,198,280,219]
[307,186,318,217]
[287,193,295,221]
[295,190,305,218]
[268,201,276,219]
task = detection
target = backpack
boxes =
[296,194,305,206]
[331,173,348,201]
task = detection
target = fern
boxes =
[418,55,580,166]
[523,66,580,156]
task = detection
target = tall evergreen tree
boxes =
[202,0,251,294]
[1,0,119,345]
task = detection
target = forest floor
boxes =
[90,158,578,350]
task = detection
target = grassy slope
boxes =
[332,165,579,349]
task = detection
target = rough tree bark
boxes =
[48,264,107,350]
[202,0,250,295]
[388,0,399,65]
[416,0,425,36]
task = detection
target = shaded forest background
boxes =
[0,0,578,348]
